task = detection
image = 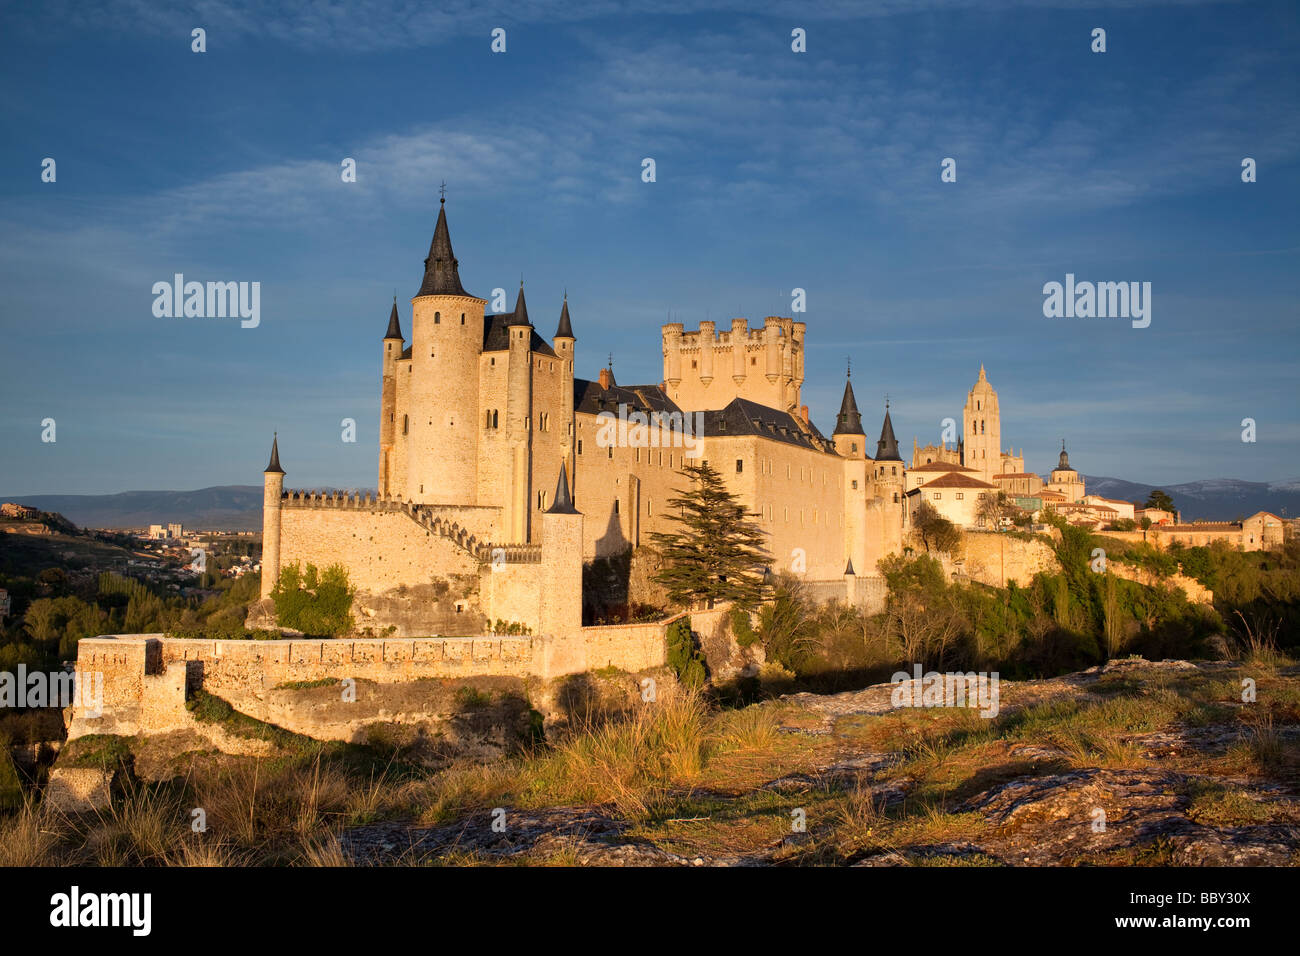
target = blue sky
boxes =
[1,0,1297,495]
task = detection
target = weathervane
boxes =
[439,180,446,202]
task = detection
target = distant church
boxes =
[258,201,1060,638]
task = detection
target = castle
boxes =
[258,199,1043,640]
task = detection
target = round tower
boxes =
[260,434,285,600]
[407,198,486,504]
[554,294,576,491]
[505,284,534,542]
[379,297,403,497]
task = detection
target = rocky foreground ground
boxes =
[333,658,1300,866]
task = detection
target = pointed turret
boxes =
[875,404,901,461]
[555,294,574,339]
[508,282,531,326]
[844,559,856,576]
[545,462,579,514]
[833,372,864,435]
[416,198,470,297]
[264,433,284,474]
[384,297,402,340]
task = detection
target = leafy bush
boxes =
[270,563,356,637]
[665,617,706,688]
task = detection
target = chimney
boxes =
[800,404,809,424]
[599,367,612,389]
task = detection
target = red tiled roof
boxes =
[910,472,998,490]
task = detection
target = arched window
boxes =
[434,311,441,324]
[492,410,499,428]
[460,313,465,324]
[403,415,409,435]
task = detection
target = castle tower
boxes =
[260,434,285,600]
[962,364,1002,484]
[407,197,487,504]
[868,402,906,566]
[554,295,576,493]
[540,463,584,650]
[832,369,870,580]
[660,317,803,412]
[378,298,403,497]
[505,284,534,542]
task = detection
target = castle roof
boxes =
[545,462,579,514]
[416,199,472,298]
[574,377,684,420]
[874,406,901,461]
[264,434,284,474]
[832,375,863,436]
[508,284,531,327]
[555,296,574,339]
[384,299,403,340]
[701,398,833,453]
[482,312,557,356]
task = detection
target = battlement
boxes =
[280,490,520,563]
[660,316,805,412]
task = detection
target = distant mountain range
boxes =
[3,485,267,531]
[1083,476,1300,522]
[4,477,1297,530]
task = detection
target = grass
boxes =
[1,660,1295,866]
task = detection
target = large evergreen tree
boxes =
[650,462,771,609]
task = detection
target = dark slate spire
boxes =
[833,368,863,435]
[508,282,531,326]
[844,558,856,576]
[384,297,402,340]
[416,198,470,297]
[545,462,579,514]
[555,293,574,339]
[264,433,284,474]
[875,402,901,461]
[1058,439,1071,470]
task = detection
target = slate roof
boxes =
[416,201,471,298]
[482,312,557,356]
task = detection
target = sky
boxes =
[0,0,1297,496]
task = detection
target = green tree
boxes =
[270,563,356,637]
[910,500,962,553]
[650,462,771,609]
[1144,490,1175,514]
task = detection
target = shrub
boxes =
[665,617,706,688]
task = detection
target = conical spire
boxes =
[833,369,863,436]
[416,198,470,297]
[264,433,284,474]
[555,293,574,339]
[545,462,578,514]
[508,282,531,326]
[384,297,402,340]
[875,403,901,461]
[844,558,856,576]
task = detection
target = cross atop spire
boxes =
[439,180,446,202]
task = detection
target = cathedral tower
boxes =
[962,365,1002,484]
